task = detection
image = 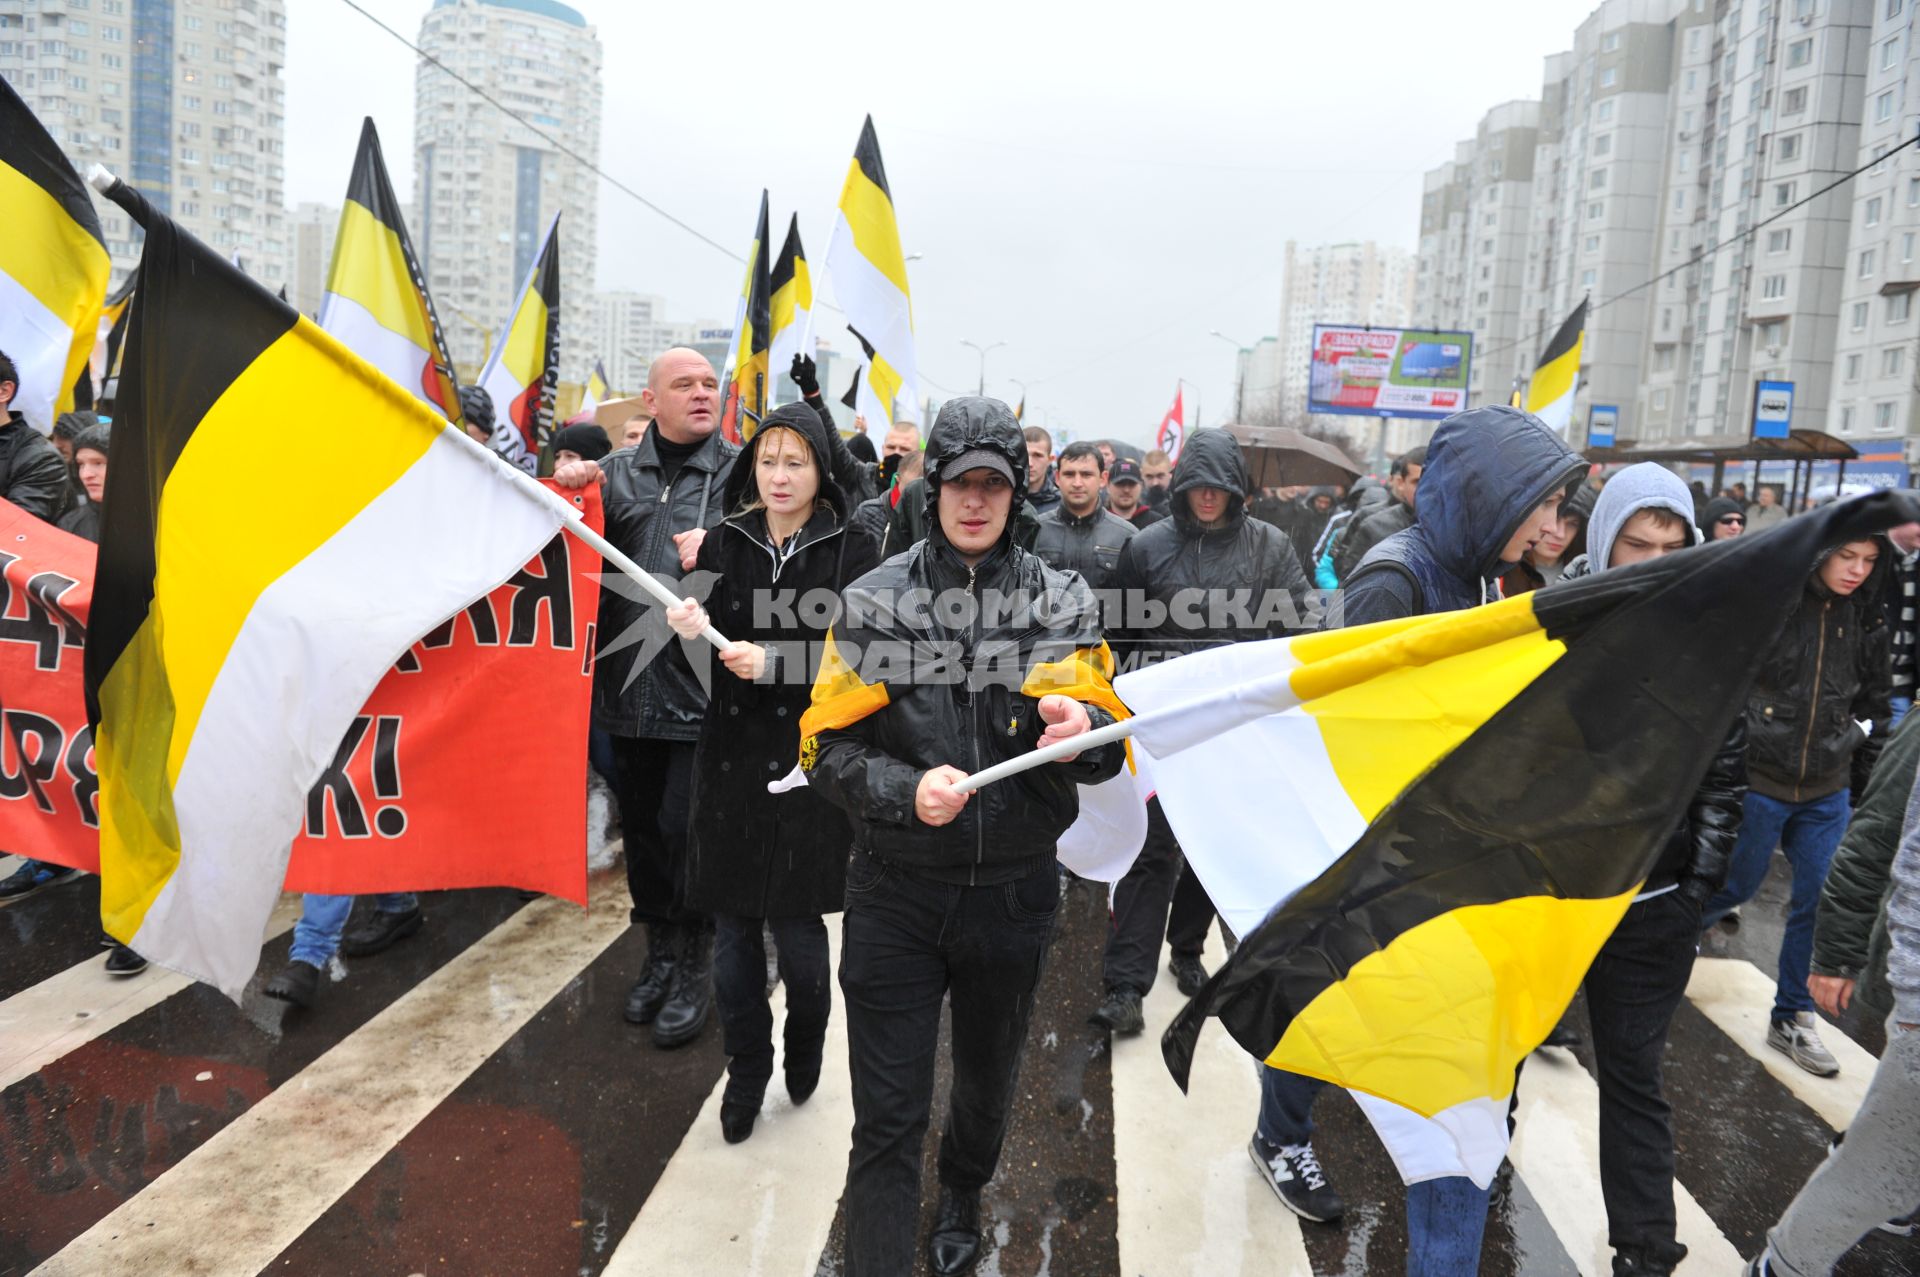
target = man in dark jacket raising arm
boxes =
[801,398,1126,1277]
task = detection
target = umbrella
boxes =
[1222,423,1364,489]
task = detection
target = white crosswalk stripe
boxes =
[1687,957,1875,1131]
[606,926,854,1277]
[1112,933,1314,1277]
[33,876,630,1277]
[0,893,300,1091]
[1510,1047,1744,1275]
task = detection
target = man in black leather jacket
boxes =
[1091,427,1314,1035]
[1560,468,1746,1277]
[0,350,68,522]
[1031,440,1135,595]
[802,397,1126,1277]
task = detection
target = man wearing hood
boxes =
[1561,464,1747,1277]
[1702,527,1893,1078]
[1090,428,1313,1037]
[1342,406,1584,624]
[1252,405,1584,1257]
[0,350,67,522]
[803,397,1127,1276]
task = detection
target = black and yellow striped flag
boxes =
[826,117,917,430]
[768,213,813,389]
[1157,488,1919,1182]
[84,178,568,996]
[319,117,463,423]
[721,191,772,444]
[0,77,110,432]
[1524,298,1586,434]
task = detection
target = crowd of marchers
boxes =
[1,342,1917,1277]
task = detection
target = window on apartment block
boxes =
[1884,346,1906,377]
[1783,87,1808,115]
[1762,274,1788,299]
[1867,196,1884,226]
[1759,319,1788,346]
[1882,38,1901,72]
[1775,181,1797,207]
[1861,248,1879,278]
[1601,67,1618,88]
[1778,133,1802,161]
[1878,90,1896,124]
[1840,405,1856,434]
[1786,38,1812,68]
[1891,292,1914,323]
[1877,402,1898,431]
[1847,353,1864,381]
[1768,228,1792,253]
[1854,301,1872,329]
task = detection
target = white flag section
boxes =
[1100,635,1512,1188]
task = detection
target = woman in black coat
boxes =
[666,401,880,1144]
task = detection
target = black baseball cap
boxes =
[1110,459,1143,484]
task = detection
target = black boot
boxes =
[1612,1241,1687,1276]
[927,1185,982,1275]
[720,1066,767,1145]
[625,924,678,1026]
[263,961,321,1008]
[785,1047,823,1106]
[1088,985,1145,1035]
[340,906,423,958]
[653,927,712,1048]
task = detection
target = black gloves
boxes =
[790,353,821,399]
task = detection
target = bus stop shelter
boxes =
[1584,429,1857,511]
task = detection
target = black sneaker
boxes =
[0,861,83,903]
[263,961,322,1008]
[1088,986,1145,1035]
[104,944,148,976]
[1247,1131,1345,1223]
[1168,952,1209,997]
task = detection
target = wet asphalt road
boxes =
[0,850,1915,1275]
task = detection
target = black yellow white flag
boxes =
[476,212,562,474]
[318,117,463,423]
[768,213,814,392]
[826,117,917,433]
[1524,299,1586,435]
[0,78,110,432]
[85,178,567,996]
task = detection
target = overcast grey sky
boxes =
[289,0,1605,445]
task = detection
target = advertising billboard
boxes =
[1307,324,1473,420]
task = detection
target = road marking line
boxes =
[1113,933,1314,1276]
[0,894,301,1091]
[1686,957,1874,1131]
[33,873,629,1277]
[1510,1047,1744,1275]
[605,926,852,1276]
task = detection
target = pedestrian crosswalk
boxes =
[0,868,1914,1276]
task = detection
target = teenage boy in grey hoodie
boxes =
[1565,464,1748,1277]
[1746,763,1920,1275]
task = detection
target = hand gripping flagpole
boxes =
[949,717,1138,794]
[84,162,733,654]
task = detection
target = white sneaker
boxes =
[1767,1011,1840,1077]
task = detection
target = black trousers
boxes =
[1583,889,1702,1264]
[608,735,704,928]
[712,913,832,1099]
[1103,797,1218,994]
[837,855,1058,1277]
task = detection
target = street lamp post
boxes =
[1209,329,1251,422]
[960,339,1007,396]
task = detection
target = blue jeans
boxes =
[1259,1067,1489,1276]
[1891,695,1912,730]
[289,892,418,968]
[1703,789,1851,1020]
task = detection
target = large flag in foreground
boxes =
[827,116,917,432]
[85,179,569,996]
[1524,298,1586,435]
[0,77,110,433]
[476,212,562,473]
[1141,491,1917,1186]
[318,117,463,423]
[767,213,814,394]
[720,192,773,444]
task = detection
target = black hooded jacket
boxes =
[55,423,109,543]
[1110,428,1314,663]
[802,398,1126,884]
[1345,406,1584,624]
[1744,539,1893,803]
[681,403,881,919]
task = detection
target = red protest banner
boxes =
[0,487,602,904]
